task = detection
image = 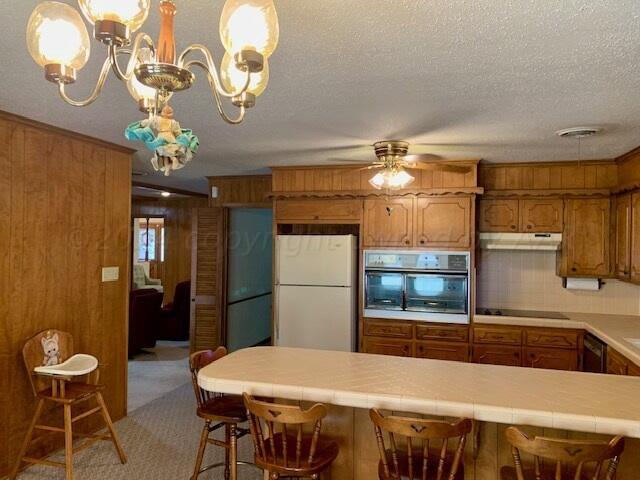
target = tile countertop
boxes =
[199,346,640,438]
[474,313,640,367]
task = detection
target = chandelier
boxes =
[26,0,278,122]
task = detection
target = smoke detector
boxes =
[556,127,602,139]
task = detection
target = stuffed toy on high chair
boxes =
[11,329,127,480]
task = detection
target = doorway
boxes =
[129,215,189,412]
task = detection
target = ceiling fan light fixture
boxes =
[369,168,415,190]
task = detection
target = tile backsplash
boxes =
[476,250,640,315]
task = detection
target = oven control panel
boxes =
[364,251,468,272]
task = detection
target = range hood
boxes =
[479,233,562,251]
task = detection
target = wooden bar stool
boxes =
[501,426,625,480]
[243,393,339,479]
[369,408,472,480]
[11,330,126,480]
[189,348,255,480]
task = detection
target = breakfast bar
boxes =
[199,346,640,479]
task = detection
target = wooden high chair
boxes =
[10,329,127,480]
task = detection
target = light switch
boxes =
[102,266,120,282]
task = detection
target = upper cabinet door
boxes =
[615,194,632,279]
[519,198,563,233]
[630,193,640,282]
[363,198,414,247]
[562,198,610,277]
[478,199,519,232]
[415,197,471,248]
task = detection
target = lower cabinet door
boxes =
[362,337,413,357]
[415,341,469,362]
[606,348,629,375]
[472,345,522,366]
[523,347,578,371]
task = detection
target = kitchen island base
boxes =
[258,402,640,480]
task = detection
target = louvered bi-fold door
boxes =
[190,207,225,352]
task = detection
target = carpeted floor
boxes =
[17,383,264,480]
[127,341,192,413]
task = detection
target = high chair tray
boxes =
[34,354,98,377]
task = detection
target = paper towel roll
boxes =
[564,277,601,291]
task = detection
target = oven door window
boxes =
[405,274,467,314]
[365,272,404,311]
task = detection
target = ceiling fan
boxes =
[342,141,473,190]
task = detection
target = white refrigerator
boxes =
[275,235,357,352]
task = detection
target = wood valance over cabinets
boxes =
[479,160,617,197]
[270,161,482,199]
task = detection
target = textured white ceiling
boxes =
[3,1,640,193]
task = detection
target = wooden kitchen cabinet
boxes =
[416,341,469,362]
[363,198,414,247]
[614,194,632,279]
[472,344,522,366]
[478,199,519,232]
[630,192,640,282]
[523,347,578,371]
[414,197,471,248]
[559,198,611,277]
[362,337,413,357]
[519,198,563,233]
[275,199,362,223]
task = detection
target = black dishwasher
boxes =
[583,333,606,373]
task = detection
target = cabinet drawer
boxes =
[362,338,413,357]
[275,199,362,222]
[472,345,521,366]
[524,329,580,349]
[416,324,469,343]
[364,319,413,339]
[473,326,522,345]
[416,341,469,362]
[523,347,578,371]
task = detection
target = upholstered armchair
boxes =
[133,264,163,292]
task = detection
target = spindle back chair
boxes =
[502,427,625,480]
[243,393,339,479]
[369,408,472,480]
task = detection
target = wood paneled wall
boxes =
[271,162,479,196]
[131,197,208,302]
[0,111,132,477]
[208,175,272,206]
[616,147,640,193]
[479,160,617,193]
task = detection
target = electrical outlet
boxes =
[101,266,119,282]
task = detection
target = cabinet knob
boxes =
[510,225,516,230]
[419,240,425,244]
[405,240,410,245]
[571,267,577,272]
[526,225,532,230]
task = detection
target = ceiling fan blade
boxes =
[326,157,376,164]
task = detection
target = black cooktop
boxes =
[477,308,568,320]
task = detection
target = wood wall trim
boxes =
[270,159,481,171]
[132,181,209,198]
[0,110,136,155]
[269,188,484,199]
[482,189,612,198]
